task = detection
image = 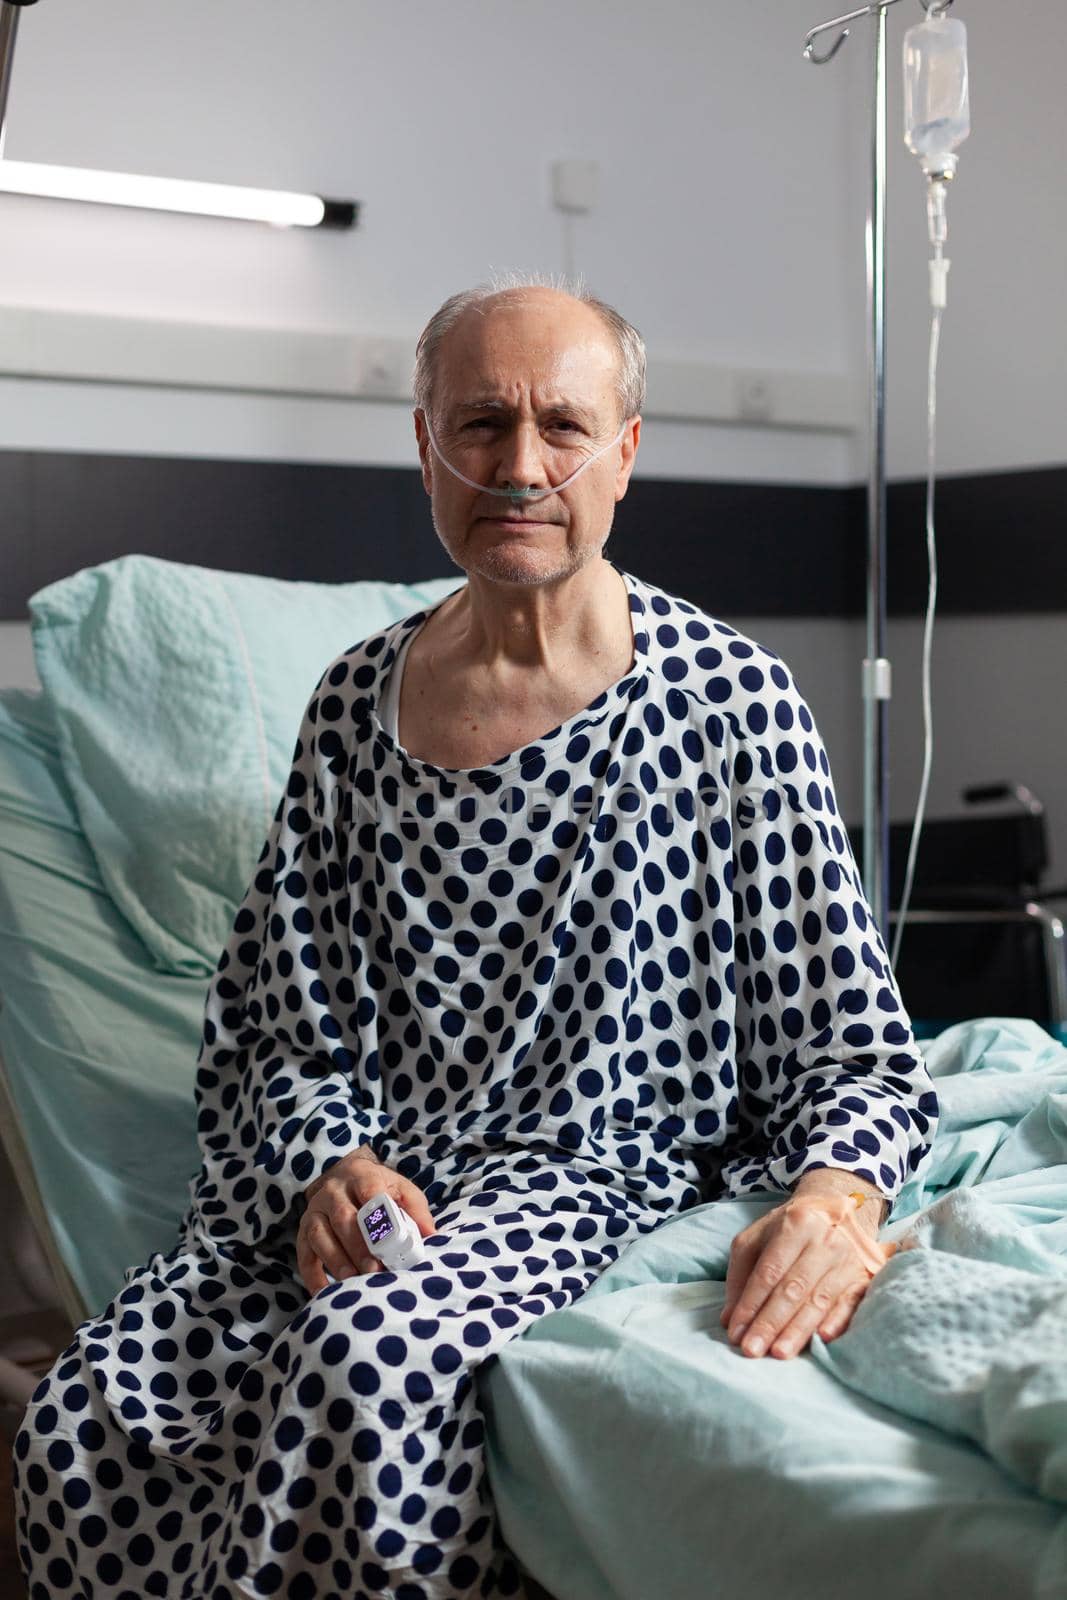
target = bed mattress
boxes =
[0,688,205,1316]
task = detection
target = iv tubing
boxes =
[891,254,943,970]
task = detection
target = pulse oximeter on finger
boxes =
[356,1193,427,1270]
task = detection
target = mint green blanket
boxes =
[483,1018,1067,1600]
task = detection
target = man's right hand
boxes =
[296,1145,437,1296]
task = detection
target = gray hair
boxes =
[413,271,646,425]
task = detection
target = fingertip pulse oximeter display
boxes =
[364,1203,394,1247]
[356,1193,427,1270]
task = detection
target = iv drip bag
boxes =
[424,419,628,503]
[904,12,970,178]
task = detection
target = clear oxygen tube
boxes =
[424,418,628,503]
[891,4,970,972]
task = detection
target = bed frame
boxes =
[0,1017,88,1329]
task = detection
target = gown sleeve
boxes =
[186,660,386,1247]
[713,665,940,1220]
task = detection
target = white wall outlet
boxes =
[355,338,411,401]
[550,159,599,215]
[734,371,775,424]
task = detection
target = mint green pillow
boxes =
[29,554,462,977]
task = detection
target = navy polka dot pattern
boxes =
[14,565,939,1599]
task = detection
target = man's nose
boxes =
[494,423,549,491]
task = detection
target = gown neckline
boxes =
[367,564,655,786]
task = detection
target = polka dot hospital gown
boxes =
[14,565,939,1600]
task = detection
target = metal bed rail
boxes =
[887,902,1067,1027]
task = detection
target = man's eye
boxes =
[465,419,498,431]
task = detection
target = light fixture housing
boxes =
[0,157,358,228]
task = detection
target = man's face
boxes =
[414,289,640,588]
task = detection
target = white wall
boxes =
[2,0,1066,876]
[0,0,859,483]
[5,0,1063,478]
[3,0,858,362]
[3,0,1062,478]
[836,0,1067,481]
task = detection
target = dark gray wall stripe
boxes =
[883,467,1067,616]
[2,451,1063,621]
[610,477,865,618]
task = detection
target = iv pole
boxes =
[802,0,953,941]
[0,0,36,160]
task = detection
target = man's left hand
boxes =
[719,1172,890,1360]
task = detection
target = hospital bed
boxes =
[854,802,1067,1035]
[2,555,1065,1600]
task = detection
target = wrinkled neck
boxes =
[447,560,630,672]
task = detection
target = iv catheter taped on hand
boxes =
[424,418,629,503]
[785,1192,899,1278]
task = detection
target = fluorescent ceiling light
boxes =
[0,158,358,228]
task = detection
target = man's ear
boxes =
[614,416,641,503]
[414,410,434,497]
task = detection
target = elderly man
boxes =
[15,280,938,1600]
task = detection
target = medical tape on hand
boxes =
[424,418,628,502]
[783,1193,898,1278]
